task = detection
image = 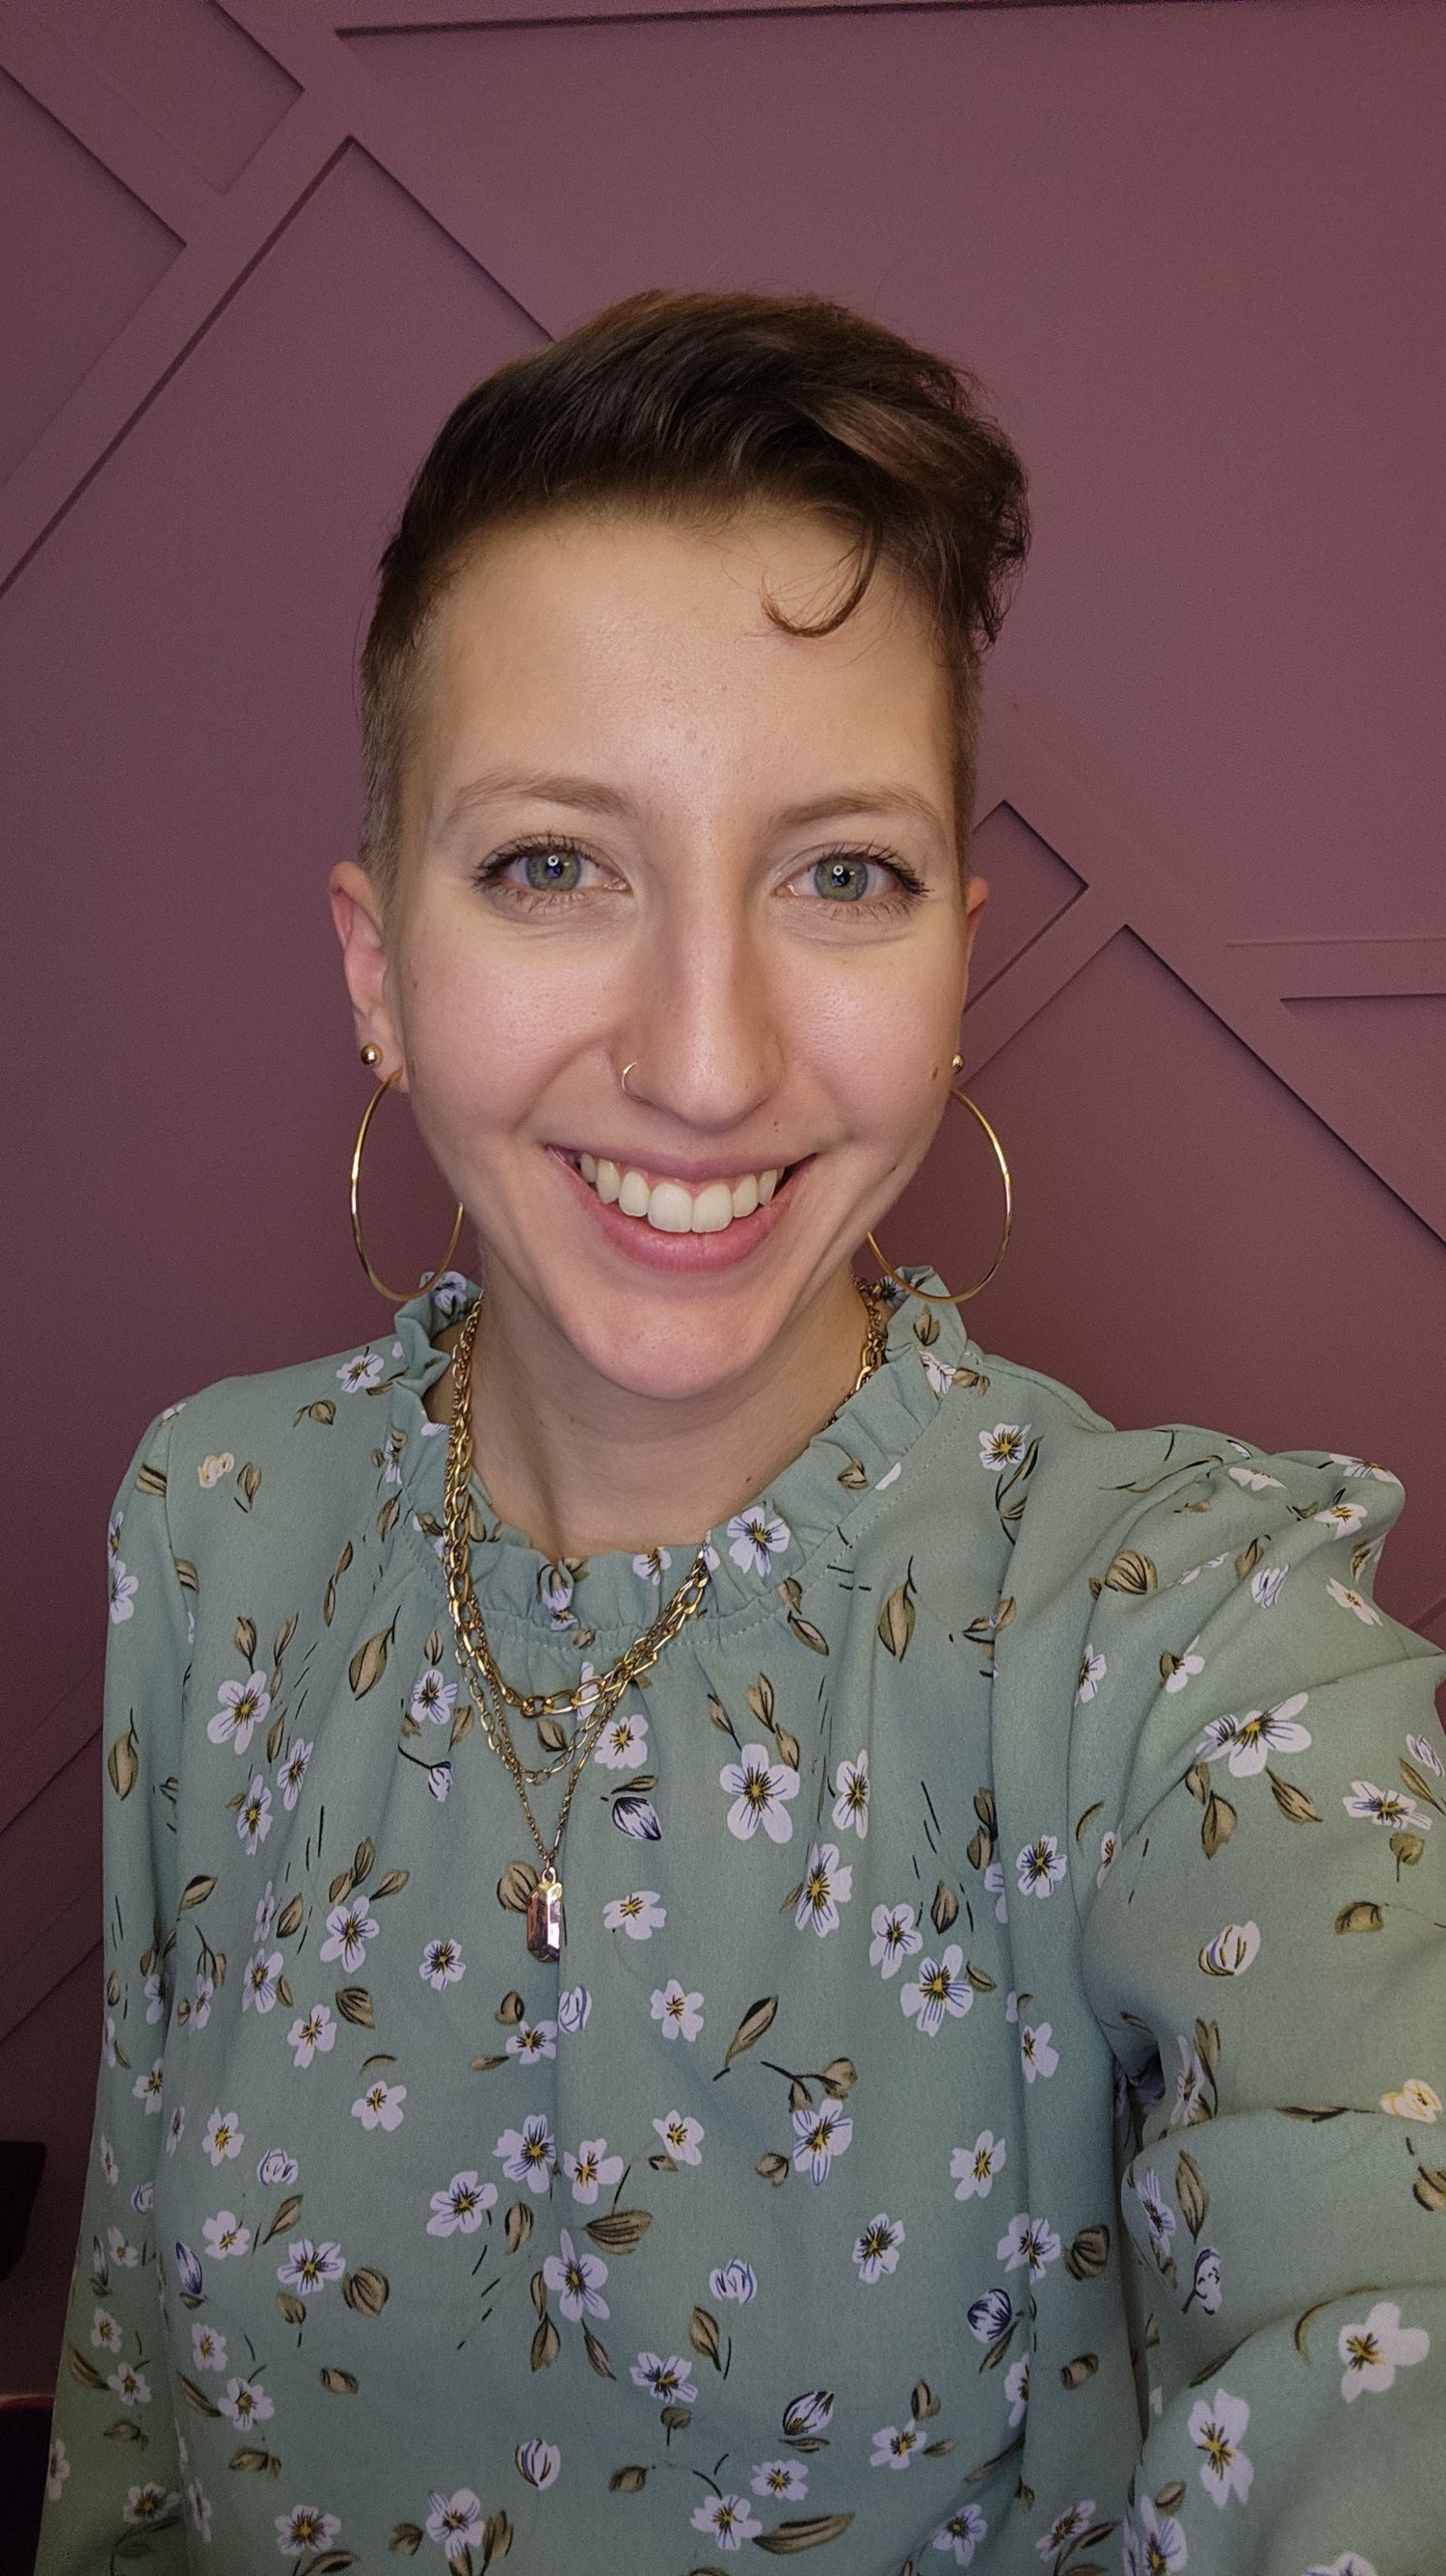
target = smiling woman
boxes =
[39,292,1445,2574]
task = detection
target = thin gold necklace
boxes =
[441,1277,889,1960]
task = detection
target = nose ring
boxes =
[620,1061,640,1096]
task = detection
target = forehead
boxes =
[411,504,954,830]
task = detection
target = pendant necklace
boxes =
[440,1279,889,1960]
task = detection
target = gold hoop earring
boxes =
[350,1054,466,1305]
[866,1080,1013,1307]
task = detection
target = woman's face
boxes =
[333,504,986,1403]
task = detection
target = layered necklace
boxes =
[441,1278,889,1959]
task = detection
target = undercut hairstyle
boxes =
[359,287,1030,906]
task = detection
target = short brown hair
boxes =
[360,287,1029,903]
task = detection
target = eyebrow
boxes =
[434,768,948,841]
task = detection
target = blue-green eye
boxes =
[522,847,584,892]
[811,855,875,901]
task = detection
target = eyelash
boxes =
[473,834,928,912]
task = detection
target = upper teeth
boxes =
[577,1155,781,1234]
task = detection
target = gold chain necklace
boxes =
[441,1277,889,1960]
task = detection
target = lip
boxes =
[549,1145,807,1274]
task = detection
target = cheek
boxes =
[391,923,584,1167]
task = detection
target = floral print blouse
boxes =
[36,1272,1446,2576]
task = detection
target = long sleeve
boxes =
[1066,1434,1446,2569]
[37,1407,192,2563]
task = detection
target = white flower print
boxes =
[1317,1498,1370,1538]
[983,1858,1008,1920]
[102,2014,118,2068]
[1306,2561,1378,2576]
[187,2482,212,2541]
[107,2362,150,2407]
[516,2439,561,2490]
[1198,1919,1261,1976]
[319,1899,380,1971]
[651,1979,704,2041]
[752,2459,808,2500]
[206,1669,272,1755]
[1188,2384,1253,2505]
[727,1507,791,1575]
[1379,2078,1442,2123]
[791,2101,853,2183]
[831,1752,870,1838]
[1037,2503,1096,2561]
[122,2485,180,2526]
[720,1744,799,1843]
[259,2139,296,2180]
[557,1985,591,2033]
[132,2060,165,2117]
[276,2239,345,2294]
[108,2221,141,2269]
[276,2505,342,2557]
[630,2351,697,2402]
[1227,1462,1283,1492]
[932,2504,988,2564]
[352,2079,406,2132]
[202,2211,251,2261]
[1163,1638,1205,1693]
[427,2171,496,2237]
[1189,2245,1223,2314]
[108,1559,139,1624]
[852,2212,904,2281]
[1123,2494,1187,2574]
[191,2321,228,2373]
[710,2260,757,2303]
[900,1945,973,2035]
[1075,1645,1106,1704]
[1326,1575,1383,1625]
[632,1546,672,1586]
[198,1451,233,1489]
[495,2115,556,2193]
[870,2418,923,2470]
[287,2003,336,2068]
[410,1666,456,1728]
[543,2227,610,2321]
[220,2375,273,2431]
[1344,1780,1432,1832]
[90,2305,122,2352]
[202,2108,243,2167]
[1019,2021,1058,2082]
[951,2130,1005,2201]
[99,2135,119,2184]
[1338,2299,1431,2400]
[870,1901,924,1976]
[978,1423,1031,1472]
[426,2490,484,2550]
[603,1890,666,1940]
[140,1971,164,2026]
[564,2137,626,2201]
[691,2494,763,2551]
[276,1733,312,1801]
[242,1946,283,2015]
[192,1972,214,2031]
[237,1775,272,1855]
[1195,1692,1312,1775]
[45,2438,69,2503]
[427,1760,452,1802]
[253,1882,276,1945]
[1136,2169,1176,2266]
[1327,1452,1400,1485]
[1407,1730,1444,1777]
[335,1349,384,1393]
[1096,1830,1120,1888]
[419,1936,466,1992]
[1250,1562,1289,1606]
[132,2179,154,2214]
[1004,2355,1030,2429]
[1170,2033,1211,2126]
[996,2212,1060,2281]
[595,1707,649,1771]
[651,2112,704,2167]
[795,1841,853,1937]
[1015,1834,1067,1898]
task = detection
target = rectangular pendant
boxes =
[525,1870,563,1962]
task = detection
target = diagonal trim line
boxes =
[0,92,345,597]
[972,702,1446,1250]
[1227,938,1446,1001]
[328,0,1181,22]
[0,1901,99,2053]
[1,2,209,239]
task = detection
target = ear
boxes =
[960,868,989,991]
[330,861,407,1087]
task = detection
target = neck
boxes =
[433,1264,874,1561]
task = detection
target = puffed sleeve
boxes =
[36,1408,191,2564]
[1058,1431,1446,2568]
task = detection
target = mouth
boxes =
[561,1150,797,1239]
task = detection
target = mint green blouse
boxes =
[36,1275,1446,2574]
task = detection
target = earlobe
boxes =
[329,859,402,1077]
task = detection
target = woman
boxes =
[39,291,1443,2573]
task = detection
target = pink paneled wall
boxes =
[3,0,1443,2394]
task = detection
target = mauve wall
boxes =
[2,0,1443,2393]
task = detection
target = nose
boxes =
[614,883,786,1136]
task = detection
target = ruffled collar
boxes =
[385,1269,983,1649]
